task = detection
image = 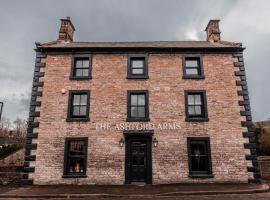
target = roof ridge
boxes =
[71,40,210,43]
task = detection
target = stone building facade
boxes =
[21,17,260,185]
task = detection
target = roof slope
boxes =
[38,40,242,49]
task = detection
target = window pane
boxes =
[188,106,195,115]
[191,156,207,171]
[130,106,137,118]
[194,106,202,115]
[190,140,209,172]
[194,95,202,105]
[82,60,89,68]
[73,95,81,105]
[131,95,137,106]
[69,141,84,153]
[186,59,198,68]
[72,106,80,116]
[137,107,145,118]
[132,68,144,75]
[186,68,198,75]
[80,95,88,105]
[79,106,87,116]
[138,95,145,105]
[75,69,83,77]
[75,60,83,68]
[191,142,206,155]
[82,69,89,76]
[188,95,194,105]
[132,60,144,68]
[68,157,85,173]
[66,139,87,175]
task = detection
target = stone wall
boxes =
[0,148,24,185]
[259,158,270,180]
[0,148,24,166]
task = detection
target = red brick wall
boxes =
[30,53,251,184]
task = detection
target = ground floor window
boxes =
[187,137,213,177]
[63,137,88,178]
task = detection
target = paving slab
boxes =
[0,183,268,198]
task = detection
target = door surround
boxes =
[124,130,153,184]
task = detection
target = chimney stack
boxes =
[58,17,75,42]
[205,20,221,42]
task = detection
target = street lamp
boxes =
[0,102,3,122]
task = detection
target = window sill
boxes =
[62,174,87,178]
[127,76,149,80]
[126,118,150,122]
[185,118,209,122]
[189,174,213,178]
[182,75,205,79]
[69,76,92,80]
[66,118,90,122]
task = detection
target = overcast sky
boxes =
[0,0,269,122]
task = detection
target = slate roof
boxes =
[38,40,242,49]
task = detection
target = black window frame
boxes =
[184,90,209,122]
[182,54,205,79]
[66,90,90,122]
[127,54,149,79]
[70,54,92,80]
[63,137,88,178]
[127,90,150,122]
[187,137,213,178]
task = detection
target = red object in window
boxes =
[75,163,80,172]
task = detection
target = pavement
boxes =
[0,183,269,199]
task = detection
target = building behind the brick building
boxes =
[22,17,260,185]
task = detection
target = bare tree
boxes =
[13,118,27,141]
[0,117,12,136]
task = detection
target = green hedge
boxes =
[0,144,23,159]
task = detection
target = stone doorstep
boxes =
[0,184,268,198]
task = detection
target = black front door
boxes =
[130,140,147,182]
[125,134,152,184]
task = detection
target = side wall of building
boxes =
[26,53,252,184]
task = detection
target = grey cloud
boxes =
[0,0,269,121]
[0,92,30,120]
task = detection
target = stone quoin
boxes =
[21,17,260,185]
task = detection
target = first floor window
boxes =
[185,90,208,121]
[187,137,212,177]
[64,138,88,177]
[127,90,149,121]
[67,90,90,122]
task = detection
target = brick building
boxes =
[22,17,260,185]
